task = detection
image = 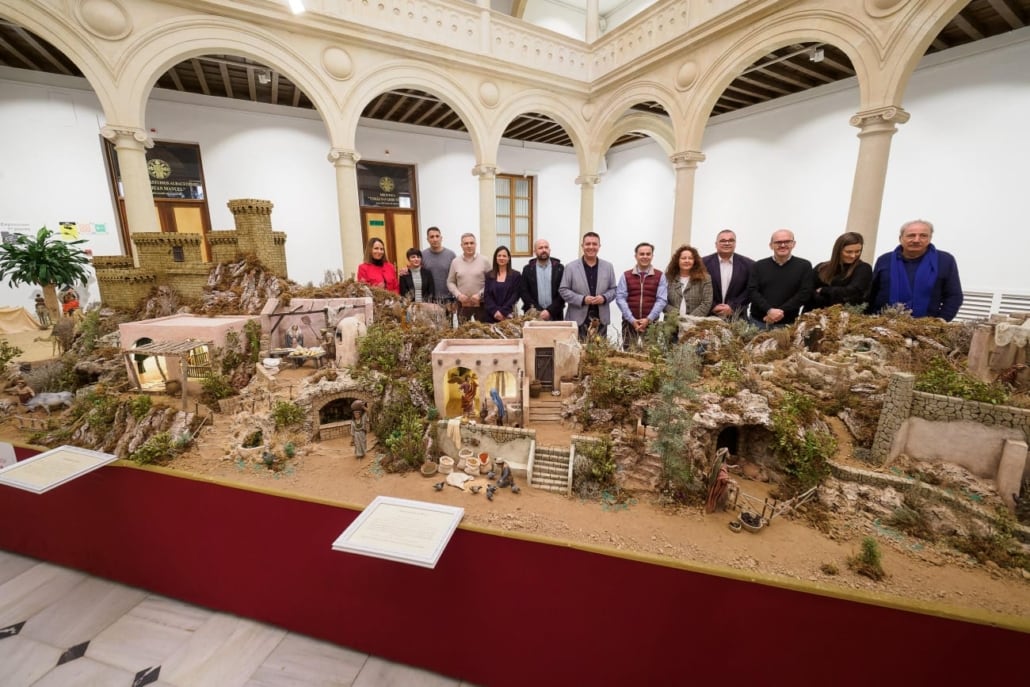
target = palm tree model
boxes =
[0,227,92,320]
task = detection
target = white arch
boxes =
[485,90,591,171]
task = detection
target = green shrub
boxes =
[130,431,173,465]
[271,400,305,429]
[200,372,235,406]
[770,391,834,494]
[357,323,405,374]
[283,441,296,458]
[848,537,885,581]
[916,356,1008,405]
[129,394,152,420]
[0,339,22,368]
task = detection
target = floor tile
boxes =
[352,656,461,687]
[0,562,85,629]
[20,576,148,647]
[0,551,37,586]
[159,613,285,687]
[0,635,62,687]
[130,595,214,632]
[87,607,194,673]
[244,632,368,686]
[30,655,136,687]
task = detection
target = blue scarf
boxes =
[888,244,938,317]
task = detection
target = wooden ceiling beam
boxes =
[777,58,835,84]
[412,102,444,126]
[952,14,986,41]
[736,73,793,96]
[246,68,257,101]
[218,62,233,99]
[190,58,210,96]
[986,0,1023,30]
[13,27,73,75]
[270,72,280,105]
[0,35,39,69]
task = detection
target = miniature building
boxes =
[967,314,1030,385]
[431,339,524,420]
[95,199,287,310]
[259,296,373,367]
[119,314,257,398]
[521,320,580,392]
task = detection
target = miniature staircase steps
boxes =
[618,452,664,492]
[527,395,564,423]
[531,446,572,494]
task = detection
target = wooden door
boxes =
[361,209,417,264]
[535,347,555,390]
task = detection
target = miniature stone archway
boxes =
[431,339,525,420]
[309,390,376,441]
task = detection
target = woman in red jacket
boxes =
[356,238,399,293]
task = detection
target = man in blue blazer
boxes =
[867,219,963,321]
[702,229,755,318]
[559,232,617,340]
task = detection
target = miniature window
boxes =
[172,245,185,262]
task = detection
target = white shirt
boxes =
[719,256,734,301]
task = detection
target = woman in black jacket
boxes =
[810,231,872,309]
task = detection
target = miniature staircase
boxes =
[617,451,664,492]
[530,446,572,495]
[527,394,563,423]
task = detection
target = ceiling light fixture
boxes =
[809,47,824,63]
[257,70,272,85]
[287,0,306,14]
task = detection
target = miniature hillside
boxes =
[2,257,1029,598]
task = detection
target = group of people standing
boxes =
[354,218,963,346]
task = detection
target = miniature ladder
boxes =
[530,445,572,495]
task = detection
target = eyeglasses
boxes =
[772,240,795,247]
[717,239,736,244]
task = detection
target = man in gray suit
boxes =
[559,232,617,341]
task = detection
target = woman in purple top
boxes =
[484,245,522,321]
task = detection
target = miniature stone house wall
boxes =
[872,372,1029,510]
[431,339,524,419]
[96,198,288,308]
[118,314,257,384]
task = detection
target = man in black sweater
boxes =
[747,229,813,328]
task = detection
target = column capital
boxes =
[327,148,360,166]
[575,174,601,187]
[670,150,705,169]
[849,106,910,130]
[472,164,497,178]
[100,125,153,148]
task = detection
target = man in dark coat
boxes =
[520,238,564,320]
[702,229,755,318]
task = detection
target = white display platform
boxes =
[0,445,117,494]
[332,496,464,569]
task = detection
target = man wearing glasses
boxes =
[747,229,813,328]
[702,229,754,318]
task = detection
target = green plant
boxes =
[271,400,305,429]
[915,356,1008,405]
[770,391,834,494]
[76,310,102,354]
[0,339,22,368]
[200,372,235,406]
[649,346,700,500]
[243,319,262,364]
[283,441,296,458]
[129,394,153,420]
[383,409,426,470]
[577,438,616,488]
[357,323,405,374]
[130,431,173,465]
[886,489,937,542]
[848,537,885,581]
[0,226,92,318]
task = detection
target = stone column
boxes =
[845,106,910,250]
[670,150,705,249]
[871,371,915,464]
[328,148,363,279]
[100,125,157,265]
[473,164,497,258]
[575,174,600,242]
[585,0,600,43]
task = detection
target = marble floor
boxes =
[0,550,472,687]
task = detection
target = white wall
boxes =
[694,30,1030,294]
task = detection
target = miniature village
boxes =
[2,201,1029,620]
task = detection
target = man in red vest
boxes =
[615,242,668,350]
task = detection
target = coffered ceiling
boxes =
[0,1,1026,148]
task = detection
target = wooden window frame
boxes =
[495,173,534,257]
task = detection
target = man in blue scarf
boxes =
[868,220,963,321]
